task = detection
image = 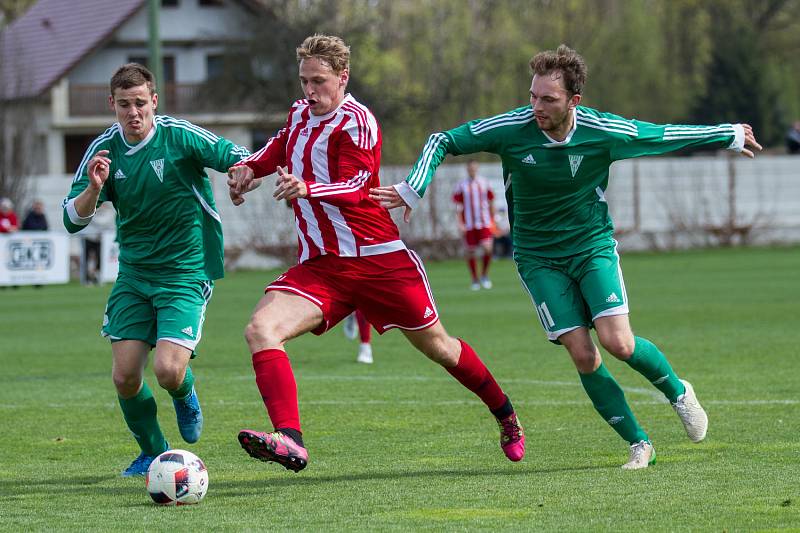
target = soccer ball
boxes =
[146,449,209,505]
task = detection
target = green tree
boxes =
[211,0,800,158]
[691,0,794,146]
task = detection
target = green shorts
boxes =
[514,241,628,342]
[102,273,214,352]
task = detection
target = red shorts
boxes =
[266,249,439,335]
[464,227,493,247]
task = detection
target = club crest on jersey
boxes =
[150,159,165,182]
[568,155,584,177]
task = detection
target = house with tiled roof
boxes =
[1,0,273,175]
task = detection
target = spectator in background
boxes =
[343,310,374,364]
[452,160,495,290]
[21,200,49,231]
[786,120,800,154]
[0,198,19,233]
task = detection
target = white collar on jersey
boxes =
[120,119,158,156]
[541,109,577,147]
[306,93,354,124]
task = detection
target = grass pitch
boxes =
[1,246,798,531]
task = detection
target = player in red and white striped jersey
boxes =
[453,160,495,290]
[227,35,524,472]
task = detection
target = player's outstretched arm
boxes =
[739,124,762,158]
[369,185,413,223]
[227,164,263,206]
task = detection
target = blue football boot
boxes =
[121,451,158,477]
[174,386,203,443]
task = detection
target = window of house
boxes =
[199,0,224,6]
[65,134,98,174]
[127,56,175,83]
[206,55,224,80]
[128,56,147,68]
[162,0,179,6]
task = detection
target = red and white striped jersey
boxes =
[453,177,495,230]
[236,94,402,263]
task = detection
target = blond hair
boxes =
[296,34,350,74]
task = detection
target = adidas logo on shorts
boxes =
[181,326,194,337]
[423,307,434,319]
[606,292,620,303]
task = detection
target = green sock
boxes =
[118,382,168,456]
[579,363,649,445]
[626,336,685,403]
[167,365,195,400]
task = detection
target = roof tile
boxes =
[1,0,145,99]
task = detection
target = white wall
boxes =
[70,0,250,85]
[115,0,251,43]
[20,155,800,263]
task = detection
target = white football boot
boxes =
[356,343,373,364]
[671,379,708,443]
[621,440,656,470]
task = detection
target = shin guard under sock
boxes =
[445,339,507,412]
[252,349,301,433]
[118,382,168,456]
[579,363,649,444]
[626,336,685,403]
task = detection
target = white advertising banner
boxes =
[0,231,70,286]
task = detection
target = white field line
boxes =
[0,399,798,410]
[224,373,663,398]
[0,372,796,410]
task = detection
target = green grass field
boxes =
[1,246,798,531]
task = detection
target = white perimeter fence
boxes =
[17,154,800,271]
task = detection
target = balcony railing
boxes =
[68,83,260,116]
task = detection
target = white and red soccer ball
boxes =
[146,449,208,505]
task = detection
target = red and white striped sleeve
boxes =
[234,112,291,177]
[453,181,464,204]
[305,107,380,207]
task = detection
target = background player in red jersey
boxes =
[343,310,374,364]
[453,160,496,290]
[226,34,524,472]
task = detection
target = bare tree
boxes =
[0,24,38,207]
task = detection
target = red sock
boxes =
[445,339,507,411]
[481,252,492,277]
[355,310,372,343]
[467,257,478,281]
[252,349,301,432]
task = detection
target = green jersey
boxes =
[401,105,743,257]
[63,115,250,281]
